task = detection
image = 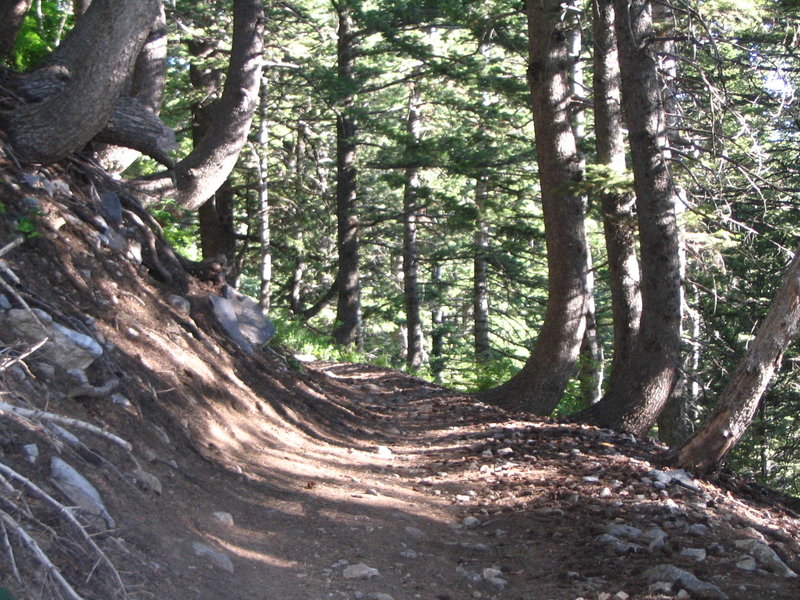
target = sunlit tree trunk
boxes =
[473,174,491,365]
[256,79,272,312]
[403,84,425,369]
[431,262,446,383]
[569,14,603,405]
[575,0,682,435]
[592,0,642,395]
[481,0,590,414]
[332,0,362,347]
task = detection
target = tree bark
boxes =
[480,0,590,414]
[430,262,446,382]
[592,0,642,393]
[198,181,237,272]
[473,174,491,364]
[256,79,272,313]
[332,1,362,347]
[403,84,424,369]
[132,0,265,210]
[573,0,683,435]
[0,0,160,165]
[173,0,264,210]
[0,0,32,59]
[97,1,169,173]
[672,248,800,474]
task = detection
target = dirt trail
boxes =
[117,361,800,600]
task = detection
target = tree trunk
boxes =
[0,0,32,59]
[430,262,445,382]
[577,285,603,406]
[592,0,642,394]
[403,84,424,369]
[198,181,237,275]
[131,0,265,210]
[97,1,168,173]
[574,0,683,435]
[332,1,362,347]
[173,0,264,210]
[569,17,602,406]
[0,0,160,165]
[480,0,590,414]
[473,174,491,364]
[72,0,92,19]
[256,79,271,312]
[672,247,800,474]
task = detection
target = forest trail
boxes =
[110,360,800,600]
[0,161,799,600]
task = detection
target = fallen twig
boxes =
[0,401,132,452]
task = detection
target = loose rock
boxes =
[343,563,380,579]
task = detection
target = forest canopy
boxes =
[1,0,800,494]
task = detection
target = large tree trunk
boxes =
[0,0,160,165]
[332,1,362,347]
[480,0,590,414]
[0,0,32,58]
[473,174,491,365]
[573,0,683,435]
[132,0,265,210]
[403,84,424,369]
[172,0,264,210]
[592,0,642,394]
[97,1,168,173]
[673,248,800,474]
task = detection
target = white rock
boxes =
[463,516,481,528]
[192,542,234,573]
[369,594,394,600]
[376,446,394,458]
[213,512,235,527]
[3,308,102,370]
[404,526,426,540]
[680,548,707,561]
[734,539,797,577]
[343,563,379,579]
[50,457,114,528]
[736,557,757,571]
[582,476,600,483]
[132,467,162,494]
[605,523,642,540]
[648,581,673,594]
[22,443,39,464]
[455,494,471,502]
[497,447,513,456]
[642,564,728,600]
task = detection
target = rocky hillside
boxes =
[0,152,799,600]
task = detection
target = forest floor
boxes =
[1,158,800,600]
